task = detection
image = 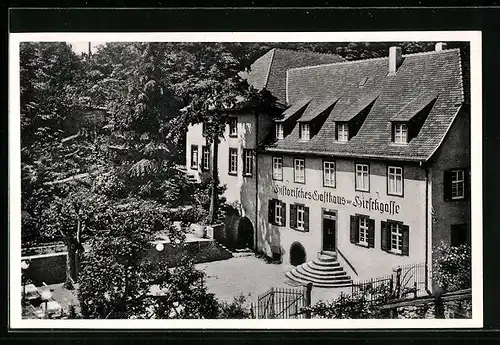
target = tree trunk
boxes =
[208,137,219,224]
[64,238,76,290]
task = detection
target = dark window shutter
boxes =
[368,218,375,248]
[304,207,310,232]
[268,200,275,225]
[381,221,389,251]
[350,215,358,244]
[334,123,338,141]
[444,170,452,201]
[451,224,467,247]
[402,225,410,256]
[290,204,297,229]
[281,202,287,227]
[391,124,395,143]
[464,169,470,201]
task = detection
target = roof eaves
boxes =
[259,147,427,163]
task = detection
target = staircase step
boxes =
[310,260,341,268]
[294,270,348,283]
[297,265,347,277]
[285,272,353,288]
[317,254,338,262]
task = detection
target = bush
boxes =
[434,243,471,292]
[217,294,251,319]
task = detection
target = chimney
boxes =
[435,42,447,52]
[388,46,402,74]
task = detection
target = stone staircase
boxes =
[176,165,198,184]
[285,252,353,288]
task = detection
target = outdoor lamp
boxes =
[41,290,52,318]
[155,242,164,262]
[155,243,164,252]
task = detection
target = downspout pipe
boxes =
[254,110,259,251]
[424,164,430,294]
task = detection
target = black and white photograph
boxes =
[9,31,482,328]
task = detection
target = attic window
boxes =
[359,77,368,87]
[336,123,349,142]
[276,123,284,140]
[300,123,310,141]
[393,123,408,144]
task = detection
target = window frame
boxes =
[389,221,403,255]
[323,160,336,188]
[275,201,283,226]
[337,122,349,143]
[296,204,305,230]
[358,215,369,246]
[393,123,408,145]
[243,149,253,177]
[300,123,311,141]
[355,163,370,192]
[272,156,283,181]
[293,158,306,184]
[229,117,238,137]
[201,145,210,171]
[275,123,284,140]
[451,169,465,200]
[387,165,404,197]
[190,145,199,169]
[228,147,238,175]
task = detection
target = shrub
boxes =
[217,294,251,319]
[434,243,471,292]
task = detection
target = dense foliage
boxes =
[433,243,472,292]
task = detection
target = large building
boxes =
[185,44,471,288]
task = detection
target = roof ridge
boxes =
[287,48,462,73]
[273,47,344,59]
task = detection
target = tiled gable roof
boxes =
[265,48,465,162]
[240,48,344,104]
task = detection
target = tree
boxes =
[77,199,222,319]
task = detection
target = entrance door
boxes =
[322,212,336,252]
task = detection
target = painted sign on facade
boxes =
[273,184,401,216]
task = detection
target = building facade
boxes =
[185,44,471,285]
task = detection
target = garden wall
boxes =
[22,239,232,286]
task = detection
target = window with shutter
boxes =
[281,202,287,227]
[381,221,389,251]
[443,170,453,201]
[268,200,275,225]
[304,206,310,232]
[401,225,410,256]
[368,219,375,248]
[350,215,358,244]
[290,204,297,229]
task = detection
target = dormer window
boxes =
[336,123,349,142]
[393,123,408,144]
[300,123,310,141]
[276,123,284,140]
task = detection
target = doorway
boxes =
[236,217,254,250]
[290,242,306,266]
[322,210,337,252]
